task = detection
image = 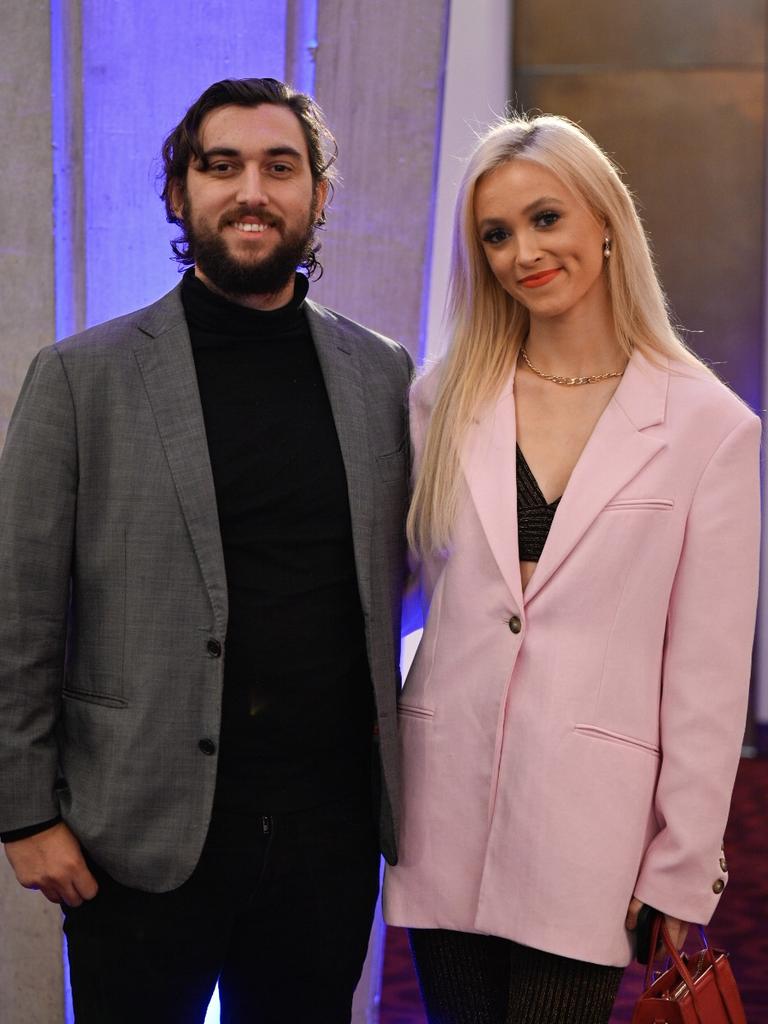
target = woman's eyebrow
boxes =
[521,195,563,214]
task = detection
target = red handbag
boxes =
[631,918,746,1024]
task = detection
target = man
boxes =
[0,78,411,1023]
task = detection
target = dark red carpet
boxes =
[381,756,768,1022]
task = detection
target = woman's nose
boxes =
[515,231,543,266]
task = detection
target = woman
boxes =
[383,114,761,1023]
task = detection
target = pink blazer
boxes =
[383,351,761,967]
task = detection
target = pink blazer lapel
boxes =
[458,353,670,612]
[524,352,669,605]
[460,375,524,613]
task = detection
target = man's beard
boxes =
[184,203,316,298]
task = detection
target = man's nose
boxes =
[235,167,269,206]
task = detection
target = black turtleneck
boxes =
[181,269,373,816]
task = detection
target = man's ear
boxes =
[314,179,330,224]
[169,179,185,222]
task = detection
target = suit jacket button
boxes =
[206,639,222,657]
[719,857,728,873]
[198,738,216,756]
[508,615,522,634]
[712,879,725,894]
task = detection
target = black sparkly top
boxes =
[517,445,562,562]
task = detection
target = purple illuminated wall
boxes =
[52,0,294,338]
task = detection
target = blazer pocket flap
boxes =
[62,688,128,709]
[604,498,674,511]
[376,440,407,481]
[573,724,660,756]
[397,703,434,720]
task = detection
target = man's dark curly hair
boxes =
[160,78,338,278]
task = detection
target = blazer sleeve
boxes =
[632,412,761,924]
[0,346,77,833]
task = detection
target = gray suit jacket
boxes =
[0,284,412,891]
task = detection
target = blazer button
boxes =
[719,856,728,873]
[198,738,216,756]
[712,879,725,894]
[206,639,222,658]
[508,615,522,634]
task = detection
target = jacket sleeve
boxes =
[632,412,761,923]
[0,346,77,833]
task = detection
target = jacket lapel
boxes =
[460,374,525,613]
[523,352,669,605]
[305,300,374,617]
[132,286,228,635]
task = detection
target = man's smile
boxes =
[231,222,269,233]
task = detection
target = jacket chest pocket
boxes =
[376,440,408,482]
[603,498,674,511]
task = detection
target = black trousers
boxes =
[409,928,624,1024]
[63,795,380,1024]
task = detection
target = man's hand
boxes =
[4,822,99,907]
[626,895,689,957]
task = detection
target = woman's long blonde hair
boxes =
[408,113,705,556]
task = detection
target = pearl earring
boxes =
[603,237,612,259]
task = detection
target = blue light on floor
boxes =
[204,983,220,1023]
[63,934,73,1024]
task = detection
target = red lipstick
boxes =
[519,268,561,288]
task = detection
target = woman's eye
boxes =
[482,228,509,245]
[535,210,559,228]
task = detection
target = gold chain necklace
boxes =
[520,346,625,386]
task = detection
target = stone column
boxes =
[0,2,66,1021]
[312,0,450,358]
[0,0,56,442]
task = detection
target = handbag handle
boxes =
[642,917,712,989]
[643,915,738,1024]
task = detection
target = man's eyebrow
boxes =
[199,145,305,162]
[200,147,240,161]
[264,146,304,160]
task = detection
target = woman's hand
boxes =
[626,896,689,957]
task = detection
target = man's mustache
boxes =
[218,207,282,231]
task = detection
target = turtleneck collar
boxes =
[181,268,310,338]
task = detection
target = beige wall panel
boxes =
[0,857,65,1024]
[0,0,55,443]
[515,0,765,68]
[0,11,62,1024]
[515,70,764,395]
[312,0,449,356]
